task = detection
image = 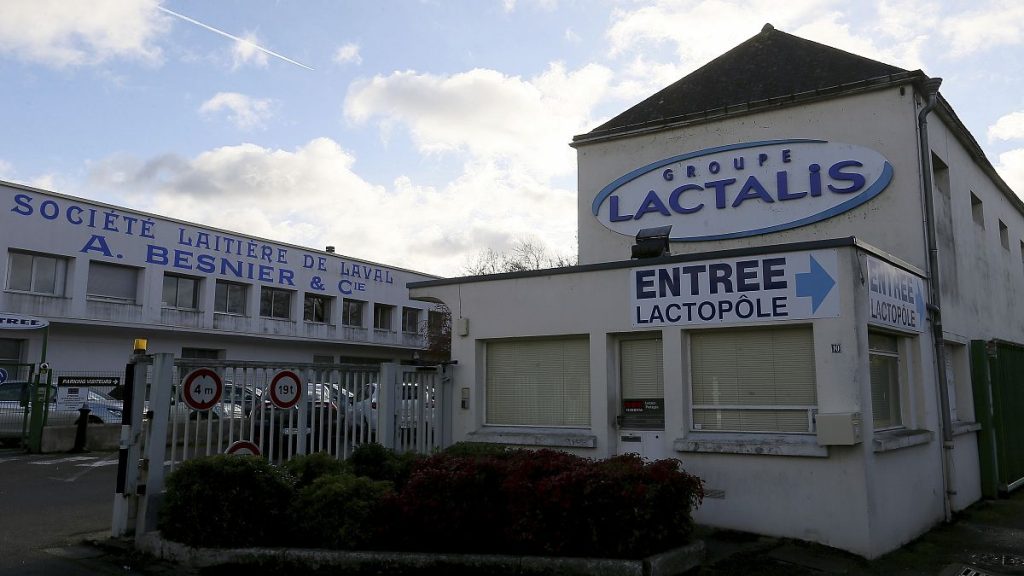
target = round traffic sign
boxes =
[181,368,223,411]
[226,440,261,456]
[268,370,302,409]
[0,368,7,384]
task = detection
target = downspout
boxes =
[917,76,955,522]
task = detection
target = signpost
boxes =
[866,255,926,333]
[268,370,302,409]
[181,368,223,411]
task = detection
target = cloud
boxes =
[199,92,274,130]
[939,1,1024,57]
[989,112,1024,142]
[86,138,578,276]
[344,63,612,180]
[232,31,269,68]
[0,0,167,67]
[333,43,362,65]
[996,149,1024,199]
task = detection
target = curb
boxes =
[136,532,705,576]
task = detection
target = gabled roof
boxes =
[575,24,912,143]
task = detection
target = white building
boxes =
[1,180,439,376]
[410,25,1024,557]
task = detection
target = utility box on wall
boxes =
[816,412,862,445]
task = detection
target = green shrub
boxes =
[348,442,421,487]
[159,455,294,548]
[291,474,394,549]
[283,451,347,489]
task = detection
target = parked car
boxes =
[0,380,124,444]
[222,380,263,416]
[144,384,245,425]
[353,381,434,432]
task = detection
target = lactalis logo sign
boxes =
[592,139,894,240]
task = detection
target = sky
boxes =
[2,0,1023,277]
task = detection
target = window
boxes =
[0,338,23,380]
[260,287,292,319]
[215,281,247,315]
[303,294,331,323]
[7,251,67,296]
[869,332,902,430]
[162,274,199,309]
[690,327,816,433]
[373,303,394,331]
[342,299,364,327]
[971,192,984,228]
[944,342,973,423]
[999,220,1009,250]
[401,307,420,333]
[486,337,590,427]
[181,347,222,360]
[87,261,139,303]
[620,338,664,430]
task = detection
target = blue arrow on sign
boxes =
[795,255,835,313]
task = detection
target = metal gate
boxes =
[112,353,453,538]
[971,339,1024,497]
[0,363,38,447]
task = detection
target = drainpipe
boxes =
[917,76,955,522]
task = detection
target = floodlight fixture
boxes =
[631,225,672,259]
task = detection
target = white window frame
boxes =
[869,331,903,431]
[6,251,68,296]
[214,281,247,315]
[484,336,590,428]
[373,303,394,331]
[260,287,292,320]
[303,293,332,324]
[689,326,817,434]
[342,299,365,327]
[401,307,420,333]
[86,261,139,303]
[162,273,199,309]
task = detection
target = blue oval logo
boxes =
[592,139,893,241]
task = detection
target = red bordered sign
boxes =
[181,368,223,411]
[226,440,261,456]
[268,370,302,409]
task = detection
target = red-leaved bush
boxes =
[391,449,703,558]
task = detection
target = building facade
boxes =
[1,181,439,376]
[410,25,1024,557]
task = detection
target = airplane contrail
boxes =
[157,6,314,71]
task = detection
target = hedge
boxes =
[159,444,703,559]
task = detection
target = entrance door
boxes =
[617,338,664,459]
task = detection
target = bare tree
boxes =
[463,238,577,275]
[420,303,452,362]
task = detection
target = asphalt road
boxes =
[0,448,133,575]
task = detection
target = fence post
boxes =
[440,363,454,449]
[379,363,398,450]
[136,353,174,540]
[112,353,150,537]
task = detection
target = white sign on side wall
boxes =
[630,249,840,327]
[593,139,893,240]
[866,256,926,333]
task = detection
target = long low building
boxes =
[0,180,440,378]
[410,25,1024,558]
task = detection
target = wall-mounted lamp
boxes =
[631,225,672,259]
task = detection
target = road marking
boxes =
[29,456,98,465]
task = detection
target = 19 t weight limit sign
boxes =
[268,370,302,409]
